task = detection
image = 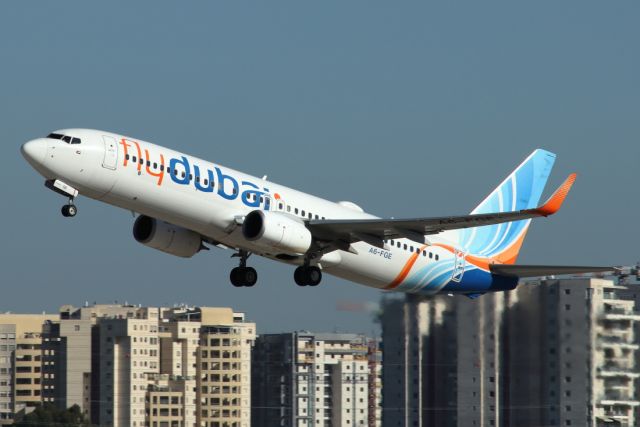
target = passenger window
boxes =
[416,248,420,254]
[189,174,193,180]
[160,165,164,171]
[181,172,185,178]
[390,240,394,245]
[435,255,439,261]
[308,213,312,219]
[204,179,208,186]
[233,188,238,195]
[125,154,130,160]
[410,246,414,252]
[397,242,401,248]
[153,162,157,169]
[259,196,264,204]
[139,158,143,165]
[315,215,319,220]
[322,216,326,220]
[279,203,284,210]
[422,250,426,257]
[146,161,151,167]
[301,210,305,216]
[403,244,407,250]
[429,252,433,259]
[132,156,137,163]
[287,206,291,212]
[295,208,299,214]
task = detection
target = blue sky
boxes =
[1,2,638,333]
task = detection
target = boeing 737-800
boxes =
[21,129,610,297]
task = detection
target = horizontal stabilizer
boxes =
[490,264,615,278]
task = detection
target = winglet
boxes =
[535,173,577,216]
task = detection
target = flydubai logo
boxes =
[119,139,274,209]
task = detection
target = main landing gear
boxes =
[61,199,77,218]
[294,265,322,287]
[230,250,257,287]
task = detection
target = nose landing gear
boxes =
[61,199,77,218]
[230,250,258,287]
[45,180,79,218]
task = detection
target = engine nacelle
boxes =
[242,210,312,255]
[133,215,202,258]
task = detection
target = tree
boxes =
[13,403,90,427]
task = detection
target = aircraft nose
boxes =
[21,139,48,167]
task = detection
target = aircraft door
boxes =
[451,249,466,283]
[102,135,118,170]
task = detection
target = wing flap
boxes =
[489,264,615,278]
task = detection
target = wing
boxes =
[489,264,615,278]
[307,173,576,249]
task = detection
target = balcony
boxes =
[598,367,640,379]
[599,390,640,406]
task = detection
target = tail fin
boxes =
[458,149,556,264]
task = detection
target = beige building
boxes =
[192,308,255,427]
[0,313,56,424]
[147,375,192,427]
[42,304,143,421]
[97,306,161,427]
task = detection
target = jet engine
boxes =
[242,210,312,255]
[133,215,202,258]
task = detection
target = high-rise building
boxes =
[42,304,141,421]
[509,278,640,427]
[252,331,382,427]
[191,308,255,427]
[380,295,456,427]
[380,277,640,427]
[97,306,161,427]
[0,313,57,425]
[0,324,16,425]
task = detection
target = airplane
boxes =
[21,129,612,297]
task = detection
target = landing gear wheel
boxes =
[306,266,322,286]
[230,267,258,287]
[230,267,243,287]
[294,266,322,287]
[242,267,258,287]
[294,267,306,286]
[61,204,77,218]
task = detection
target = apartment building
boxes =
[381,277,640,427]
[190,308,255,427]
[0,313,57,424]
[97,306,161,427]
[252,331,382,427]
[380,295,456,427]
[510,278,640,427]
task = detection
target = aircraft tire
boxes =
[242,267,258,287]
[294,267,307,286]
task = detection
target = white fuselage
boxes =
[22,128,462,293]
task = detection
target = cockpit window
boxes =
[47,133,81,144]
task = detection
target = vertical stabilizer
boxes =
[458,149,556,264]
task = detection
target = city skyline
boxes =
[1,1,639,333]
